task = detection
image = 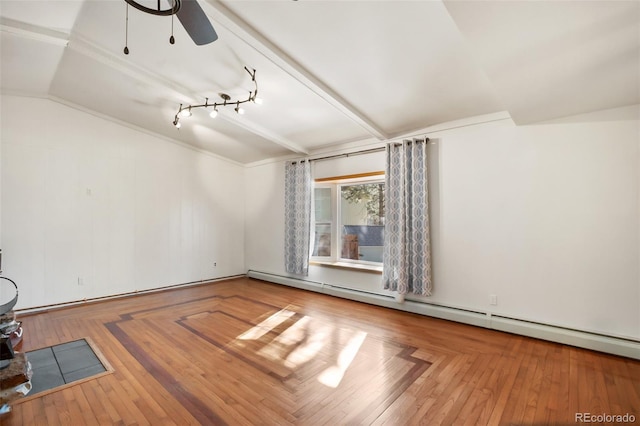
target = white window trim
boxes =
[311,173,385,272]
[311,182,336,261]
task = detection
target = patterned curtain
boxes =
[383,139,432,296]
[284,160,312,276]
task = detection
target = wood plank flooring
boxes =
[3,277,639,425]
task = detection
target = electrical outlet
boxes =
[78,277,84,286]
[213,262,217,267]
[489,294,497,305]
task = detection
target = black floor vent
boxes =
[26,338,107,395]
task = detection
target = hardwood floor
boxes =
[3,277,639,425]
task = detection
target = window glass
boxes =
[340,183,384,263]
[312,188,332,257]
[314,187,332,222]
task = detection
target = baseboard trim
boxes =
[489,316,640,360]
[247,270,640,360]
[16,275,245,315]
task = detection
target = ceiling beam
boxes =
[201,0,389,141]
[0,17,69,46]
[218,111,309,155]
[213,112,309,155]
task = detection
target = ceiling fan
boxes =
[123,0,218,53]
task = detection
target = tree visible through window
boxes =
[341,183,384,225]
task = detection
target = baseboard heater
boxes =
[247,270,640,361]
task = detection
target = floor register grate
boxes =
[26,338,108,395]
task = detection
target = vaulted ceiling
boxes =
[1,1,638,164]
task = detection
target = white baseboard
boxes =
[16,275,245,315]
[247,270,640,361]
[489,316,640,360]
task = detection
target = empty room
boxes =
[0,0,639,424]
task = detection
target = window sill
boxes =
[310,260,382,274]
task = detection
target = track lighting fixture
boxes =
[173,67,260,129]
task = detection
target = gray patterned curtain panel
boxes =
[383,139,432,297]
[284,160,312,276]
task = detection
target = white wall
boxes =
[1,95,245,309]
[2,94,637,341]
[245,108,640,340]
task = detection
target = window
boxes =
[312,173,384,267]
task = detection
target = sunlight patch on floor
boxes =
[235,309,368,389]
[257,315,318,364]
[236,308,296,341]
[317,330,367,388]
[283,321,332,369]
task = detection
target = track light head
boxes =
[179,107,192,118]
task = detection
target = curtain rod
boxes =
[288,147,384,164]
[308,146,385,163]
[291,137,430,164]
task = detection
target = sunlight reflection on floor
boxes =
[235,307,368,388]
[236,308,296,341]
[317,330,367,388]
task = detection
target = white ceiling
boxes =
[1,0,638,164]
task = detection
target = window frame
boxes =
[311,172,385,271]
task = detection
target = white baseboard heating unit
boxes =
[246,270,640,361]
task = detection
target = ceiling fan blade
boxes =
[176,0,218,45]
